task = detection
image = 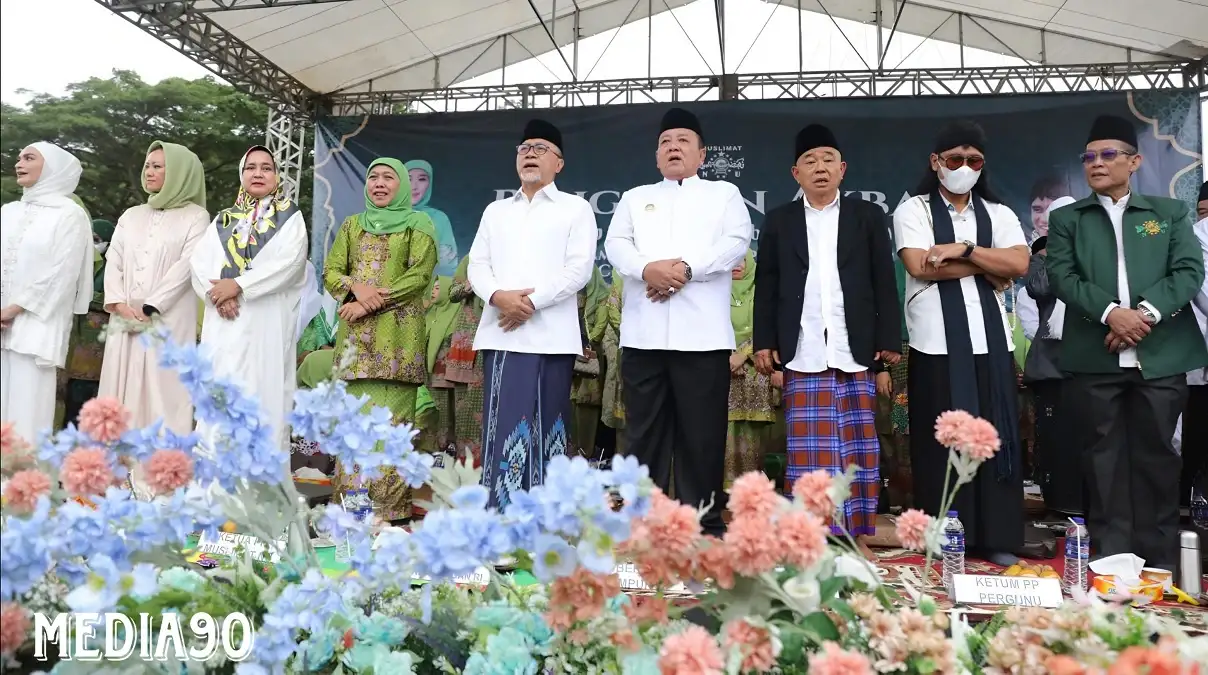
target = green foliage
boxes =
[0,70,312,220]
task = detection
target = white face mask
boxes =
[95,242,108,255]
[939,165,981,195]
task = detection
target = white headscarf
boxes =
[296,261,340,344]
[21,142,82,208]
[1043,195,1077,340]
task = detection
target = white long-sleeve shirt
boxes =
[1095,193,1164,369]
[468,182,597,355]
[604,175,753,352]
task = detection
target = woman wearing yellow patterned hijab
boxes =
[189,145,309,453]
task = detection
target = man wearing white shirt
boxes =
[605,108,753,534]
[467,119,597,509]
[1181,180,1208,514]
[1047,117,1207,569]
[894,121,1030,565]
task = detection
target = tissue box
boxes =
[1092,575,1163,602]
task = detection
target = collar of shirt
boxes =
[803,192,840,216]
[938,192,972,215]
[1096,191,1131,210]
[659,174,702,188]
[513,182,563,203]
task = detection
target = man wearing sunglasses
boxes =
[466,119,599,509]
[894,120,1031,567]
[1046,115,1207,571]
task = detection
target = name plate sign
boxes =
[614,561,690,594]
[411,567,492,586]
[951,574,1063,608]
[197,532,284,564]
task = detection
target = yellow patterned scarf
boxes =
[216,147,299,279]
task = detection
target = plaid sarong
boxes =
[784,368,880,536]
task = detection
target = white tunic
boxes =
[893,194,1026,355]
[468,183,597,355]
[99,204,210,435]
[605,175,753,352]
[1,141,92,442]
[190,209,308,451]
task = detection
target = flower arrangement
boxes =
[0,323,1204,674]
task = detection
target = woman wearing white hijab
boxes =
[0,142,93,441]
[190,145,308,453]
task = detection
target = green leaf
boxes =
[799,611,840,642]
[824,597,857,624]
[818,576,847,603]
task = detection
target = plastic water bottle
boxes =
[941,510,965,594]
[1063,517,1090,593]
[1190,486,1208,530]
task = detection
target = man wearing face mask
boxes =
[605,107,753,535]
[468,119,597,509]
[1046,117,1206,569]
[894,120,1030,566]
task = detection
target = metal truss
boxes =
[265,110,307,203]
[92,0,324,116]
[325,60,1207,116]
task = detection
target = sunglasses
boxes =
[1079,148,1134,164]
[939,154,985,171]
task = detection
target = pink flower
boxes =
[724,515,782,576]
[0,422,31,471]
[958,417,1000,461]
[792,470,835,519]
[778,510,828,571]
[659,625,724,675]
[77,397,130,444]
[728,472,782,522]
[895,508,933,552]
[2,469,52,511]
[143,449,194,494]
[694,536,735,590]
[545,567,621,631]
[933,409,976,448]
[60,447,117,496]
[623,595,670,625]
[619,490,702,587]
[723,619,778,673]
[808,642,873,675]
[0,603,30,655]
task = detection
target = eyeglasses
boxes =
[517,144,561,158]
[939,154,985,171]
[1079,148,1134,164]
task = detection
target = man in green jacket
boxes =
[1046,115,1207,570]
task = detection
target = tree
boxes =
[0,70,310,221]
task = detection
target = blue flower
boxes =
[158,568,205,594]
[621,649,661,675]
[371,649,416,674]
[354,612,409,647]
[296,630,336,671]
[532,534,577,581]
[64,556,156,613]
[410,503,514,581]
[464,627,539,675]
[0,497,53,600]
[607,453,652,517]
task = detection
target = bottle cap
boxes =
[946,510,958,517]
[1180,530,1200,548]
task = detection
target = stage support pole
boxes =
[265,108,306,204]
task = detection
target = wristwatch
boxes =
[960,240,976,258]
[1138,305,1157,324]
[682,261,693,281]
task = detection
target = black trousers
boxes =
[1179,384,1208,507]
[1032,380,1082,514]
[1066,370,1187,569]
[908,350,1024,553]
[622,348,730,535]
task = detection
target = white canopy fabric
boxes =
[155,0,1208,96]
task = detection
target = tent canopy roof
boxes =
[127,0,1208,98]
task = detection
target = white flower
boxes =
[833,553,881,588]
[781,574,820,615]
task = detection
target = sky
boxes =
[2,0,1204,153]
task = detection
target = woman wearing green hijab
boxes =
[405,159,458,276]
[569,265,609,456]
[61,218,118,428]
[98,141,210,456]
[325,157,439,522]
[724,250,778,488]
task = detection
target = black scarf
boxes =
[928,188,1019,481]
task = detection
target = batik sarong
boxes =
[481,350,575,509]
[784,368,880,536]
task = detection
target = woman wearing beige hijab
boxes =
[99,141,209,448]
